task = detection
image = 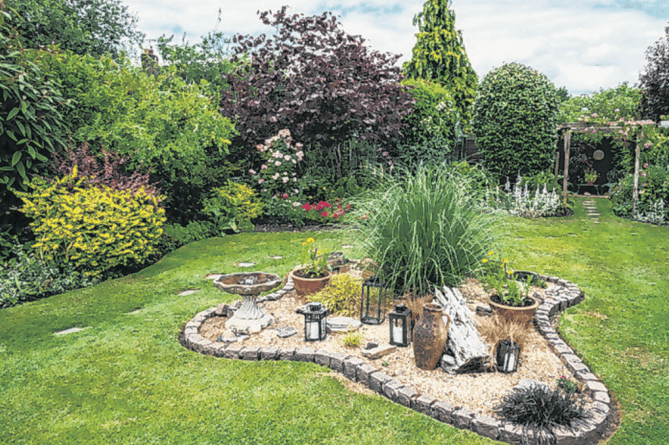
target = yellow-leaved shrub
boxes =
[18,169,166,277]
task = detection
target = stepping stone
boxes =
[327,317,361,332]
[276,326,298,338]
[178,289,199,296]
[54,327,84,335]
[361,344,397,359]
[236,262,255,268]
[342,245,353,249]
[269,255,283,260]
[205,274,223,280]
[128,308,143,314]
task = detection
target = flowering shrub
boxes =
[250,129,305,196]
[301,200,352,222]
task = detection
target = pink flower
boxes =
[282,193,289,199]
[293,201,301,207]
[615,108,620,113]
[261,164,268,170]
[249,169,257,175]
[292,178,297,182]
[644,142,651,149]
[258,179,264,184]
[641,171,647,177]
[321,211,328,217]
[273,173,280,180]
[302,203,312,211]
[382,151,389,157]
[592,113,598,118]
[643,163,649,168]
[282,177,289,183]
[275,161,282,166]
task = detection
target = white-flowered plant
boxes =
[634,199,666,224]
[487,175,562,218]
[250,129,305,198]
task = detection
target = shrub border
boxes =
[179,274,614,445]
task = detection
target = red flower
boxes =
[321,211,328,217]
[282,193,289,199]
[302,203,312,211]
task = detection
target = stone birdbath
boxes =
[214,272,282,334]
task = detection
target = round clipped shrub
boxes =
[472,62,559,178]
[311,273,363,317]
[203,181,264,233]
[18,169,166,277]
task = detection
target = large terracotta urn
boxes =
[412,303,450,370]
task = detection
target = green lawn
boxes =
[1,199,667,444]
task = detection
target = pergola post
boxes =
[633,133,641,213]
[562,129,571,206]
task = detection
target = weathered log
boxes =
[434,286,489,374]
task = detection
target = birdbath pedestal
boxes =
[213,272,281,334]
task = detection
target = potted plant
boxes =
[584,168,598,185]
[290,237,332,297]
[479,252,539,323]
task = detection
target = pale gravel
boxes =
[199,279,579,417]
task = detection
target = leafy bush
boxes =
[6,0,143,58]
[312,273,363,317]
[472,62,559,179]
[0,245,98,308]
[611,168,669,224]
[396,78,459,168]
[29,50,237,223]
[0,6,69,234]
[203,181,263,233]
[495,383,588,445]
[558,83,642,124]
[640,24,669,121]
[154,221,217,256]
[220,7,414,176]
[18,169,166,277]
[354,164,498,296]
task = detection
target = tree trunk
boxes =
[433,286,489,374]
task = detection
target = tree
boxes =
[220,7,414,177]
[5,0,143,57]
[472,62,559,179]
[403,0,478,127]
[639,25,669,122]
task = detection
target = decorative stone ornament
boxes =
[389,303,412,347]
[496,339,521,373]
[412,303,450,371]
[300,302,328,341]
[360,276,391,325]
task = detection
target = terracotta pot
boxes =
[487,294,540,324]
[412,303,450,370]
[290,269,331,298]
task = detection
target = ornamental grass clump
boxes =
[354,165,498,296]
[495,383,588,445]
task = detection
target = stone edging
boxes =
[179,274,614,445]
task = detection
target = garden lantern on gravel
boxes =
[389,303,412,347]
[360,276,390,325]
[496,339,521,373]
[301,302,328,341]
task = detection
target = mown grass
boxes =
[1,200,667,444]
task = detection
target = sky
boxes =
[122,0,669,95]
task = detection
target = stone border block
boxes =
[328,352,349,373]
[368,371,391,394]
[294,347,316,363]
[278,348,296,361]
[396,386,418,408]
[241,346,260,361]
[452,408,475,430]
[472,415,501,441]
[430,401,455,424]
[414,394,437,416]
[259,346,279,360]
[382,379,404,402]
[313,349,333,368]
[356,363,377,387]
[343,357,365,381]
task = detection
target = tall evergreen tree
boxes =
[403,0,477,127]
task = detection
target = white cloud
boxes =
[124,0,667,95]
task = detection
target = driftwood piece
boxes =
[434,286,489,374]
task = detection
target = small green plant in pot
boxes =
[584,168,598,184]
[291,237,332,298]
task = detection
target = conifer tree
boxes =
[403,0,478,127]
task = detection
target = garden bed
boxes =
[180,273,616,444]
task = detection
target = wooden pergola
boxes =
[556,120,655,211]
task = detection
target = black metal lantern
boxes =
[496,339,521,373]
[301,302,327,341]
[360,276,391,325]
[389,303,412,347]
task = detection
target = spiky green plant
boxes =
[353,164,498,296]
